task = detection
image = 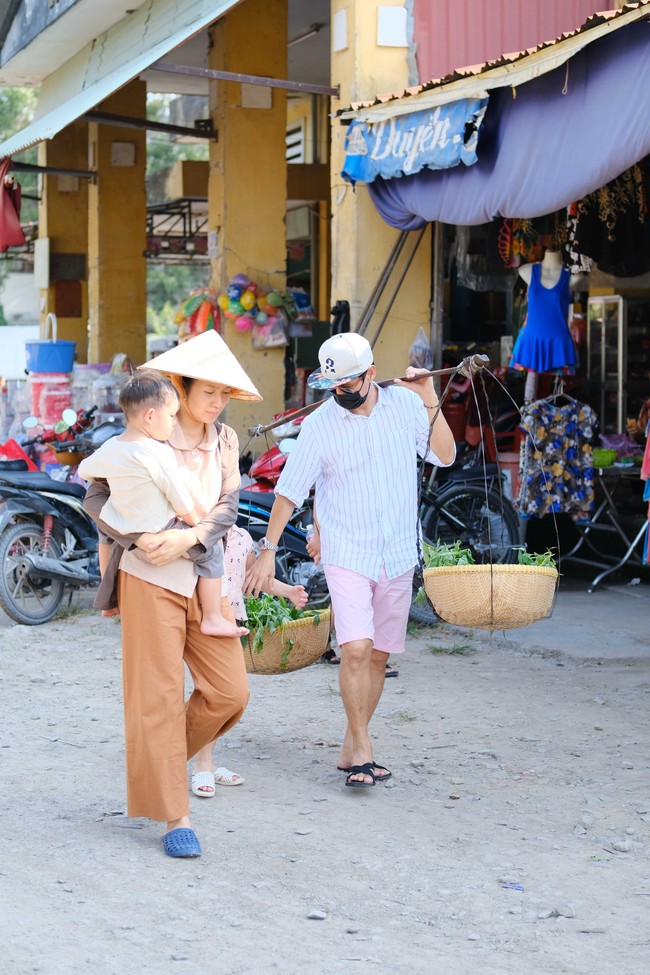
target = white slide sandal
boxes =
[191,770,216,797]
[213,767,245,787]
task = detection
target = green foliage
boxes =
[515,547,557,568]
[0,87,39,224]
[145,95,211,324]
[0,87,38,136]
[146,264,210,325]
[243,593,322,665]
[428,641,476,656]
[422,540,476,568]
[146,94,208,179]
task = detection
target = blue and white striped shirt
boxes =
[275,384,454,580]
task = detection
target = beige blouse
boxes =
[119,419,223,597]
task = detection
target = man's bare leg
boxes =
[337,641,388,784]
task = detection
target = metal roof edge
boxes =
[336,2,650,122]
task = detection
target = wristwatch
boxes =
[259,536,280,552]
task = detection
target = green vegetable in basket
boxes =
[514,547,557,568]
[243,593,321,655]
[422,540,476,568]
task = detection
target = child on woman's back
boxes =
[79,370,247,639]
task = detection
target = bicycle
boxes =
[409,465,520,624]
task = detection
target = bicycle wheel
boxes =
[409,484,519,625]
[423,483,519,564]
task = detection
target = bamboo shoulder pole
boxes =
[247,354,489,437]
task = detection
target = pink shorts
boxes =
[323,564,414,655]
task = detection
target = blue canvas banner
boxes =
[365,23,650,228]
[341,98,488,185]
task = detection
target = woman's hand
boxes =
[136,529,198,566]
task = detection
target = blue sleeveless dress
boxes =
[510,264,576,373]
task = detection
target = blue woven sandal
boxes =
[162,827,202,858]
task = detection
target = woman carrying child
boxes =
[83,331,258,859]
[79,370,249,641]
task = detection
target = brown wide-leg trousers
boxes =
[117,571,250,822]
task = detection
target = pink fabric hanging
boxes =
[0,157,26,252]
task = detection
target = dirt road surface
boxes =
[1,582,648,975]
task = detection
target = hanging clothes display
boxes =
[568,160,650,278]
[640,412,650,564]
[510,263,576,374]
[517,396,596,518]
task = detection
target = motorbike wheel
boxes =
[0,521,66,625]
[409,483,520,625]
[277,550,331,611]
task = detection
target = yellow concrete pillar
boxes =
[208,0,288,442]
[37,121,89,361]
[330,0,432,377]
[87,80,147,365]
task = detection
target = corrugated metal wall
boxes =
[413,0,610,82]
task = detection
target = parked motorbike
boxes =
[0,413,124,625]
[237,484,329,609]
[245,409,305,491]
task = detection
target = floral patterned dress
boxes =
[517,398,596,517]
[225,525,255,621]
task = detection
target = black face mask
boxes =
[333,373,369,411]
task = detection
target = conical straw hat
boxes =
[141,330,262,402]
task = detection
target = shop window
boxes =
[286,120,306,164]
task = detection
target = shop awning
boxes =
[0,0,241,159]
[338,4,650,228]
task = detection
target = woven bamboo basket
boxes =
[423,564,558,630]
[242,609,331,675]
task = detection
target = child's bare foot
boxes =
[102,607,120,618]
[288,585,308,610]
[200,616,249,638]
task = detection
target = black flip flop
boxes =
[321,648,341,665]
[345,763,376,788]
[339,761,392,782]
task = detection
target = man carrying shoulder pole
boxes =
[246,332,455,788]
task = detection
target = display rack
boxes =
[587,295,650,433]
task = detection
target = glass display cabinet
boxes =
[587,295,650,433]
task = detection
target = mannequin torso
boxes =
[511,248,578,385]
[518,250,582,291]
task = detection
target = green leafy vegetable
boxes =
[422,540,476,568]
[514,547,557,568]
[243,593,322,658]
[421,540,556,570]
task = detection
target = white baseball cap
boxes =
[307,332,374,390]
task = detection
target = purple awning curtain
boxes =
[366,21,650,229]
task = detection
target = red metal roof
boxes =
[337,2,650,117]
[412,0,613,84]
